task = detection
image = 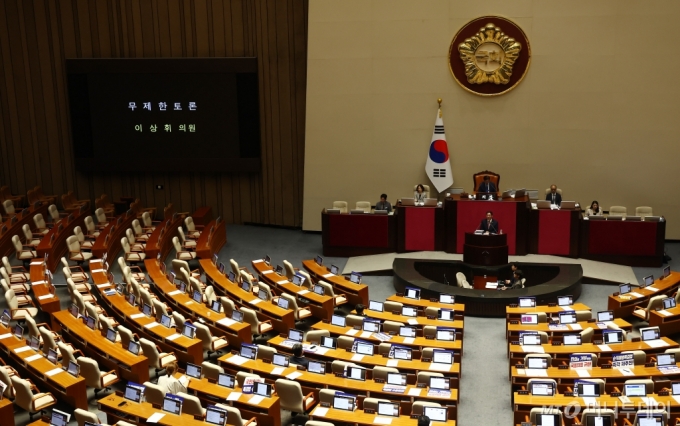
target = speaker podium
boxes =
[463,232,509,266]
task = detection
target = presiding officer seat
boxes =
[413,184,430,199]
[473,170,500,192]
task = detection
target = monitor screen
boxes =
[320,336,336,349]
[240,343,258,360]
[217,373,235,388]
[50,411,68,426]
[586,416,612,426]
[211,300,221,313]
[277,298,289,309]
[264,255,271,265]
[275,265,283,275]
[637,415,663,426]
[315,255,323,266]
[186,363,202,379]
[387,373,407,386]
[658,353,675,366]
[537,414,560,426]
[520,333,541,346]
[430,376,449,390]
[124,385,142,402]
[350,272,361,284]
[399,326,416,338]
[179,281,187,293]
[273,353,289,367]
[67,361,80,377]
[257,289,268,301]
[29,336,40,351]
[254,382,272,397]
[330,265,339,275]
[663,266,671,278]
[308,360,326,374]
[218,262,226,275]
[672,381,680,395]
[519,297,535,308]
[663,298,676,310]
[85,316,96,330]
[128,293,136,306]
[228,271,236,282]
[232,310,244,322]
[182,324,196,339]
[363,320,380,333]
[346,366,366,381]
[563,334,581,345]
[439,294,454,304]
[527,357,548,369]
[0,314,8,328]
[436,329,455,341]
[163,396,182,415]
[521,314,538,324]
[557,296,573,306]
[640,327,660,341]
[205,406,228,426]
[313,285,325,296]
[530,381,555,396]
[559,312,577,324]
[423,407,447,423]
[432,349,453,365]
[69,304,79,318]
[106,328,117,343]
[288,329,303,342]
[331,315,346,327]
[602,330,623,344]
[392,346,412,360]
[355,341,374,356]
[192,290,203,303]
[128,340,140,355]
[377,402,400,417]
[368,300,383,312]
[401,306,417,317]
[241,281,251,292]
[644,275,654,286]
[405,287,421,300]
[597,311,614,322]
[577,382,600,397]
[47,348,58,364]
[624,383,647,397]
[438,309,453,321]
[332,394,355,411]
[142,303,152,317]
[619,284,631,295]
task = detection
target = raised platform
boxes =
[392,258,583,317]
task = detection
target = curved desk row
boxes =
[252,259,335,321]
[29,260,61,328]
[145,259,252,347]
[200,259,296,333]
[608,271,680,319]
[92,212,136,260]
[506,318,632,343]
[36,207,88,271]
[195,218,227,259]
[99,394,223,426]
[144,216,183,260]
[0,203,49,258]
[302,259,369,306]
[386,294,465,318]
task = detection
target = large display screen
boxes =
[66,58,260,172]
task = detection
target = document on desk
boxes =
[521,345,545,353]
[298,289,309,295]
[31,280,45,286]
[25,354,43,362]
[263,270,274,274]
[227,392,242,401]
[0,333,13,340]
[373,416,393,425]
[360,331,373,338]
[402,337,415,344]
[525,369,548,377]
[618,368,635,376]
[146,412,166,423]
[286,371,303,380]
[428,363,451,372]
[561,306,574,311]
[345,329,359,336]
[386,360,399,367]
[97,283,111,288]
[313,407,329,417]
[250,298,262,305]
[218,317,236,327]
[322,273,334,278]
[31,261,44,266]
[45,368,64,377]
[249,395,264,405]
[645,339,669,348]
[657,310,673,317]
[91,268,105,273]
[253,259,264,264]
[646,286,660,292]
[166,333,181,341]
[569,323,583,330]
[271,367,285,375]
[38,294,54,300]
[226,355,248,365]
[130,313,145,319]
[641,397,659,407]
[144,322,159,329]
[582,397,598,407]
[315,347,330,355]
[516,369,526,375]
[14,346,32,353]
[168,290,181,296]
[576,369,591,377]
[407,319,419,325]
[277,280,289,285]
[597,344,612,352]
[351,354,364,361]
[629,292,644,298]
[407,388,422,396]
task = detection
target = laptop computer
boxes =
[560,201,576,209]
[536,200,551,209]
[423,198,438,206]
[400,198,415,206]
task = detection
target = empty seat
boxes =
[12,376,56,420]
[608,206,627,217]
[78,357,119,399]
[275,378,316,413]
[355,201,371,213]
[635,206,653,218]
[331,201,348,213]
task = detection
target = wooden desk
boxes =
[28,260,61,328]
[252,259,335,321]
[8,340,88,409]
[265,336,461,378]
[508,337,679,378]
[397,205,446,253]
[505,303,591,327]
[90,264,205,365]
[99,394,220,426]
[0,203,49,259]
[0,323,31,354]
[608,272,680,318]
[321,211,398,257]
[528,208,581,257]
[145,259,251,347]
[195,218,226,259]
[310,405,456,426]
[36,208,88,271]
[310,322,463,352]
[0,399,15,426]
[356,309,465,332]
[188,378,281,426]
[580,218,666,267]
[92,212,136,259]
[144,216,182,260]
[303,259,369,306]
[506,319,632,342]
[190,206,212,226]
[200,259,296,334]
[53,310,150,384]
[386,295,465,318]
[650,305,680,336]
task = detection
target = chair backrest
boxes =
[384,301,403,313]
[530,407,563,425]
[122,237,133,254]
[95,208,107,223]
[194,322,214,352]
[281,293,299,313]
[635,206,653,217]
[152,299,168,322]
[355,201,371,213]
[34,213,47,229]
[171,236,182,252]
[142,211,153,227]
[139,338,161,367]
[575,310,591,321]
[143,381,166,405]
[223,405,248,426]
[48,204,59,221]
[647,295,666,313]
[257,344,277,361]
[220,297,236,316]
[257,282,273,301]
[236,372,260,388]
[172,259,192,277]
[117,325,134,349]
[11,376,34,412]
[346,314,364,328]
[473,171,500,192]
[363,397,391,411]
[337,336,355,351]
[283,260,296,280]
[132,219,144,235]
[372,366,399,381]
[3,199,15,215]
[204,285,216,305]
[126,228,137,245]
[185,216,197,232]
[201,361,224,380]
[0,366,14,398]
[305,330,330,344]
[275,379,305,412]
[84,216,96,233]
[177,227,188,243]
[413,184,431,198]
[580,327,595,344]
[411,401,441,415]
[319,389,337,405]
[78,357,103,389]
[331,201,348,213]
[22,224,33,240]
[317,280,335,297]
[241,307,262,335]
[624,379,654,394]
[609,206,627,217]
[544,188,563,195]
[58,341,77,368]
[416,371,443,386]
[12,235,23,252]
[66,235,81,252]
[177,392,206,416]
[40,326,58,352]
[24,315,40,339]
[383,320,404,335]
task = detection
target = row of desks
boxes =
[0,203,49,259]
[608,271,680,319]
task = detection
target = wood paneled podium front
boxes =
[462,232,508,266]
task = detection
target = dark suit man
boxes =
[478,176,497,193]
[478,211,499,234]
[546,185,562,206]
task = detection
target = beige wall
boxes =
[303,0,680,239]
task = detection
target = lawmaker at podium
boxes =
[478,211,499,234]
[478,175,497,193]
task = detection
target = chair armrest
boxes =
[303,391,316,409]
[613,386,621,393]
[244,417,258,426]
[74,349,85,357]
[10,265,28,272]
[623,419,633,426]
[35,322,52,330]
[159,352,176,360]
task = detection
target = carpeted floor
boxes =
[3,224,679,425]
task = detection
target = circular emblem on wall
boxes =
[449,16,531,96]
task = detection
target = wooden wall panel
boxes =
[0,0,307,227]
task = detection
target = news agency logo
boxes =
[539,401,667,420]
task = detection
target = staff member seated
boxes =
[290,343,309,368]
[500,270,524,290]
[478,211,499,235]
[585,200,602,217]
[414,184,427,203]
[375,194,392,213]
[546,185,562,206]
[478,175,497,193]
[157,361,187,395]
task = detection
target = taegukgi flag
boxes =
[425,109,453,193]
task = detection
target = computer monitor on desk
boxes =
[561,201,576,209]
[400,198,415,206]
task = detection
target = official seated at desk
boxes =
[157,361,187,395]
[478,211,499,235]
[546,185,562,207]
[500,270,525,290]
[414,184,428,203]
[375,194,392,213]
[585,200,603,217]
[477,175,497,193]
